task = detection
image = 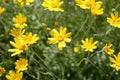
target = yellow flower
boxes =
[15,58,28,72]
[48,27,72,50]
[6,70,23,80]
[41,0,64,12]
[14,0,34,7]
[13,13,27,29]
[109,52,120,71]
[107,12,120,28]
[22,32,39,45]
[103,44,114,55]
[8,38,28,56]
[75,0,103,15]
[10,28,25,38]
[90,4,103,15]
[75,0,102,9]
[0,6,5,15]
[81,37,98,52]
[0,66,5,77]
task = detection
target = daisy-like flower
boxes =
[81,37,98,52]
[75,0,103,15]
[10,28,25,38]
[8,38,28,56]
[103,44,114,55]
[48,27,72,50]
[41,0,64,12]
[75,0,102,9]
[90,4,103,15]
[0,66,5,77]
[0,6,5,15]
[15,58,28,72]
[107,12,120,28]
[14,0,34,7]
[109,52,120,71]
[22,32,39,45]
[13,13,27,29]
[6,70,23,80]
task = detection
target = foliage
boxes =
[0,0,120,80]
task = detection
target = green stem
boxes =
[73,15,89,40]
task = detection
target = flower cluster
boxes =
[7,13,38,79]
[75,0,104,15]
[8,13,39,56]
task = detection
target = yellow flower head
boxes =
[103,44,114,55]
[10,28,25,38]
[81,37,98,52]
[0,66,5,77]
[14,0,34,7]
[13,13,27,29]
[48,27,72,50]
[107,12,120,28]
[75,0,103,15]
[15,58,28,72]
[75,0,102,9]
[22,32,39,45]
[41,0,64,12]
[0,6,5,15]
[6,70,23,80]
[90,4,103,15]
[8,38,28,56]
[109,52,120,71]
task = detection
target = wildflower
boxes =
[8,38,28,56]
[0,66,5,77]
[75,0,102,9]
[74,44,81,54]
[48,27,72,50]
[107,12,120,28]
[15,58,28,72]
[6,70,23,80]
[81,37,98,52]
[14,0,34,7]
[13,13,27,29]
[109,52,120,71]
[10,28,25,38]
[90,4,103,15]
[0,6,5,15]
[22,32,39,45]
[41,0,64,12]
[75,0,103,15]
[103,44,114,55]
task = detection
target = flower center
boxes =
[58,36,64,42]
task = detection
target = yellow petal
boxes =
[109,57,116,63]
[58,41,66,50]
[50,29,59,37]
